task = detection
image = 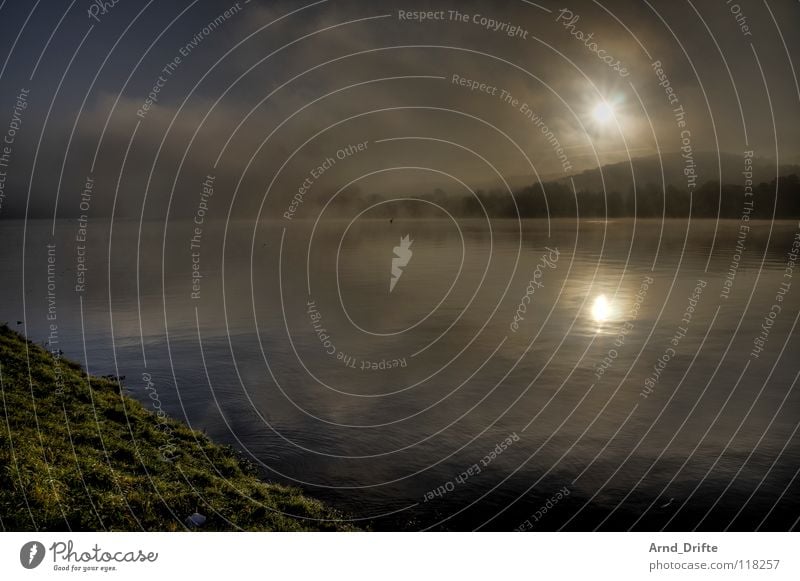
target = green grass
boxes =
[0,324,355,531]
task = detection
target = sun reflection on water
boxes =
[591,294,613,323]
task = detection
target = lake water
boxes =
[2,217,799,530]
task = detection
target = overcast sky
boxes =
[0,0,798,220]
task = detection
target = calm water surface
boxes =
[2,218,799,530]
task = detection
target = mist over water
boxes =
[2,6,800,578]
[4,217,798,530]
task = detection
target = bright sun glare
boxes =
[591,295,612,322]
[592,101,614,124]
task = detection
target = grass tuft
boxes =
[0,324,355,531]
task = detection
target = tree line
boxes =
[339,174,800,219]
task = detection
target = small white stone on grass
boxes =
[185,512,207,527]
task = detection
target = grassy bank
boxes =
[0,324,354,531]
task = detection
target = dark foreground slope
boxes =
[0,324,353,531]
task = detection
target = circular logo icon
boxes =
[19,541,45,569]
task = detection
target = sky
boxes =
[0,0,798,220]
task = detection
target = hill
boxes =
[559,152,800,195]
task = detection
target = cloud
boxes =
[0,0,797,219]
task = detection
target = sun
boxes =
[591,295,612,322]
[592,101,615,124]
